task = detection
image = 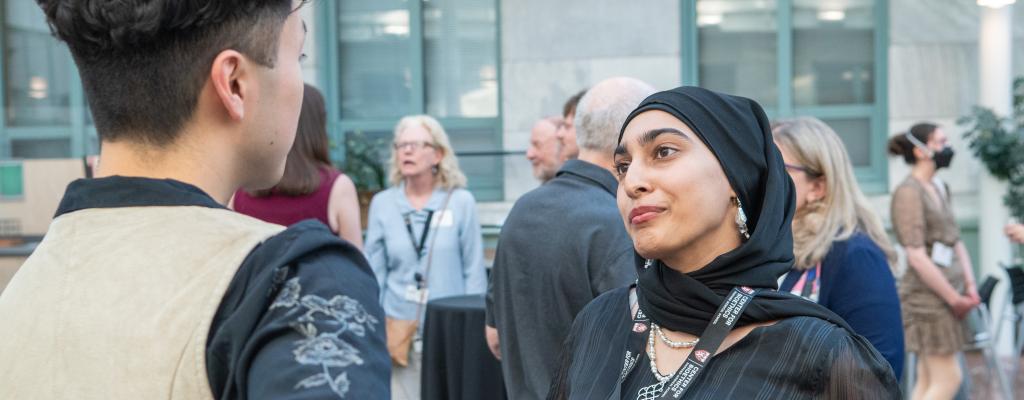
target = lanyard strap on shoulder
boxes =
[656,286,759,399]
[610,286,759,399]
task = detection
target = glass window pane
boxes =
[4,1,71,126]
[698,0,778,107]
[447,127,502,201]
[818,117,871,167]
[0,163,23,198]
[338,2,414,119]
[423,0,499,118]
[11,138,70,159]
[792,0,875,106]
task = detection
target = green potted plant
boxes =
[337,130,389,229]
[958,76,1024,263]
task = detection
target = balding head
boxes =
[526,116,563,181]
[574,77,656,154]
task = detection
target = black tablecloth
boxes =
[422,294,507,400]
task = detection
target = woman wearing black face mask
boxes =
[887,123,978,400]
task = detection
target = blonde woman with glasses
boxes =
[364,115,486,374]
[772,117,905,379]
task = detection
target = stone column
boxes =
[977,1,1015,356]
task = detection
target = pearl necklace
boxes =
[652,323,699,349]
[646,324,674,382]
[646,323,699,383]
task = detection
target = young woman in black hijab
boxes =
[548,87,898,400]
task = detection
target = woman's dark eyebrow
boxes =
[615,127,689,157]
[638,128,691,147]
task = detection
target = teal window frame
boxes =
[682,0,890,194]
[0,2,98,160]
[316,0,505,201]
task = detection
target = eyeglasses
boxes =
[784,163,823,178]
[393,141,435,151]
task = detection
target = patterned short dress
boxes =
[890,177,969,355]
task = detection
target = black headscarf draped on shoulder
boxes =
[617,86,850,336]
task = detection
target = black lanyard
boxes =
[611,286,759,399]
[403,210,434,261]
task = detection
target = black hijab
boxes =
[618,86,851,336]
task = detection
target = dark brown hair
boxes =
[252,84,333,196]
[887,122,938,165]
[36,0,295,146]
[563,89,588,118]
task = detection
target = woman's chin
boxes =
[631,238,666,261]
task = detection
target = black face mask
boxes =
[933,147,954,169]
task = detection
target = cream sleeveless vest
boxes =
[0,206,285,399]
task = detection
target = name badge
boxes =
[432,209,455,228]
[404,285,429,304]
[931,243,954,268]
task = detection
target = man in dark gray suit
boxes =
[485,77,656,400]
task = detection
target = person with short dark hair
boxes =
[555,89,587,162]
[888,123,978,400]
[0,1,389,398]
[233,84,364,249]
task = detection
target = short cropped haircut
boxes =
[36,0,296,146]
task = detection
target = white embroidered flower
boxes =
[278,278,377,398]
[293,332,364,368]
[271,278,301,309]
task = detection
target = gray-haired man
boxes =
[485,77,656,400]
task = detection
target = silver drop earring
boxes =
[732,196,750,241]
[643,259,654,269]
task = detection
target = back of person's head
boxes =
[36,0,300,146]
[574,77,656,154]
[251,84,332,197]
[563,89,587,119]
[887,122,938,164]
[773,117,897,270]
[388,115,467,190]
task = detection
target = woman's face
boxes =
[395,124,442,179]
[915,128,948,162]
[776,143,825,213]
[614,110,739,266]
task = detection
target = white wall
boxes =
[498,0,683,209]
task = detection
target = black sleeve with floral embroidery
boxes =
[206,220,390,399]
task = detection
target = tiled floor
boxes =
[392,352,422,400]
[965,350,1024,400]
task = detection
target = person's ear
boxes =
[912,146,931,162]
[432,147,444,165]
[209,50,250,121]
[807,177,827,203]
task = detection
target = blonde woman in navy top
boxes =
[773,117,904,379]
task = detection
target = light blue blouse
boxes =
[364,184,487,320]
